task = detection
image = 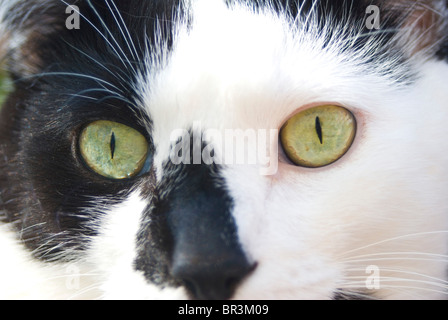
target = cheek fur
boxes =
[85,191,188,299]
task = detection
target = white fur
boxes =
[86,192,187,299]
[228,60,448,299]
[144,1,448,299]
[1,0,448,299]
[0,224,99,299]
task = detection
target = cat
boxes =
[0,0,448,300]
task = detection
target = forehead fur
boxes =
[0,0,447,73]
[143,0,446,174]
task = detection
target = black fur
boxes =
[437,41,448,61]
[135,135,254,299]
[136,162,254,299]
[0,0,185,259]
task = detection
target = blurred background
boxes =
[0,66,11,109]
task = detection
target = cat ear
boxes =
[386,0,448,56]
[0,0,66,75]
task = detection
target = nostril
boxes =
[183,279,199,298]
[224,262,258,293]
[172,259,257,300]
[223,275,245,297]
[225,277,240,290]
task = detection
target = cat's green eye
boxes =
[280,105,356,168]
[79,120,149,179]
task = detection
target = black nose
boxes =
[158,160,255,300]
[172,251,256,300]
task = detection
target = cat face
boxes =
[1,0,448,300]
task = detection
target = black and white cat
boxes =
[1,0,448,300]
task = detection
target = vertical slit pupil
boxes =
[315,116,323,144]
[110,132,116,159]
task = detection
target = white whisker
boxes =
[339,231,448,257]
[85,0,138,75]
[66,283,103,300]
[59,0,136,75]
[333,288,378,300]
[62,40,130,85]
[342,251,448,262]
[344,266,448,285]
[339,283,448,296]
[343,274,448,290]
[342,256,448,264]
[105,0,139,60]
[15,71,123,93]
